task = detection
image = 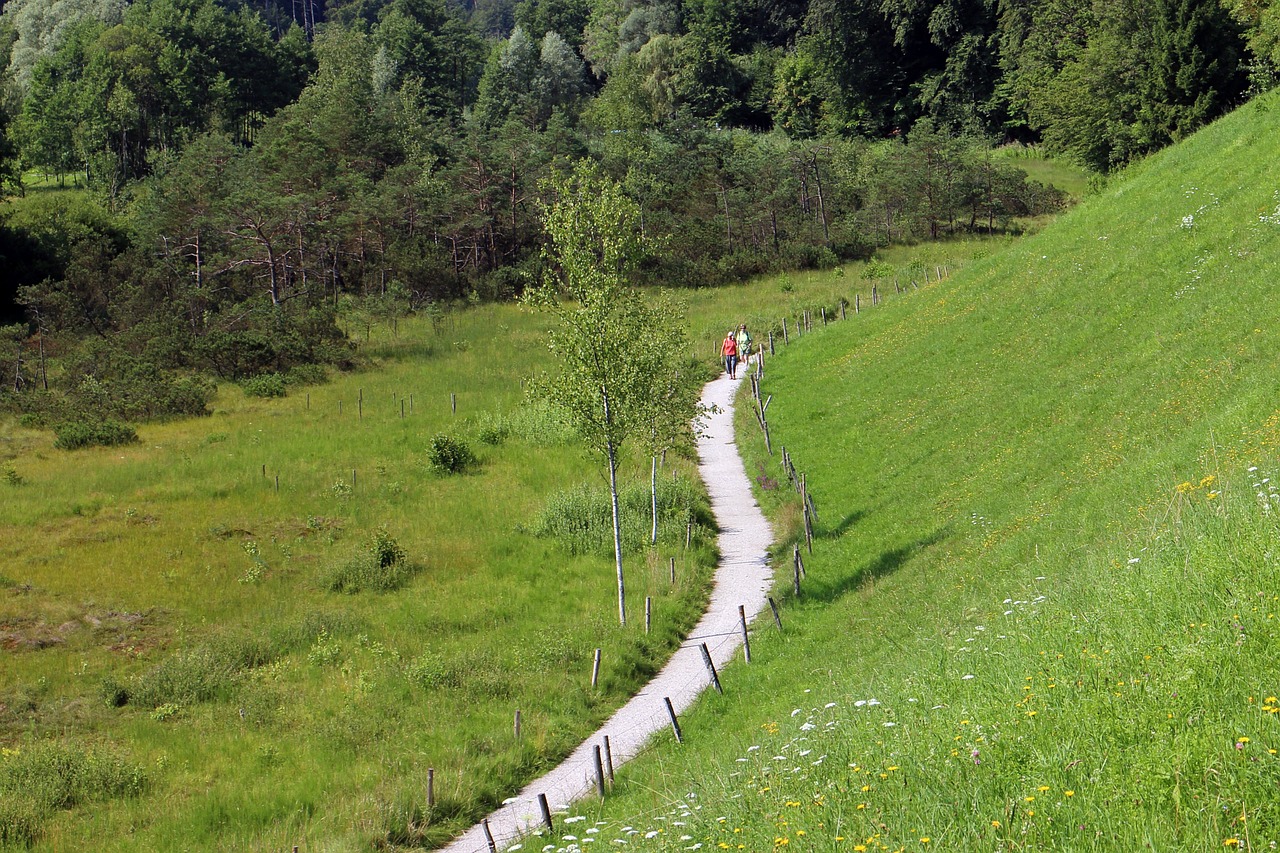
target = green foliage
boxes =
[532,475,707,555]
[124,634,273,709]
[242,373,287,398]
[285,364,329,387]
[0,740,146,813]
[52,419,138,450]
[324,529,413,593]
[427,433,477,474]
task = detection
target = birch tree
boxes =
[528,160,689,626]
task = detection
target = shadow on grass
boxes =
[803,527,949,605]
[821,509,867,540]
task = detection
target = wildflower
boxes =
[1064,790,1075,797]
[1224,839,1241,847]
[920,838,931,844]
[991,821,1000,828]
[1037,786,1049,792]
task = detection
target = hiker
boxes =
[721,330,738,378]
[735,324,752,367]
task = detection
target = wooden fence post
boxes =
[427,768,435,808]
[699,643,723,694]
[591,648,601,688]
[664,697,683,743]
[768,596,783,631]
[483,819,498,853]
[604,735,615,783]
[593,745,607,799]
[538,793,554,833]
[739,604,751,663]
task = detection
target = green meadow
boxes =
[520,93,1280,850]
[0,230,982,850]
[0,301,728,850]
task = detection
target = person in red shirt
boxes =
[721,330,739,379]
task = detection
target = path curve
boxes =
[440,370,774,853]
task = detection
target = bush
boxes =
[242,373,287,398]
[53,420,138,450]
[285,364,329,386]
[427,434,475,474]
[324,530,414,593]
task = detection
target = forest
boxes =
[0,0,1273,431]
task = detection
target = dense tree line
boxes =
[0,0,1272,427]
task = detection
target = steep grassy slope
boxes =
[550,94,1280,850]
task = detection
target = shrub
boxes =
[324,530,414,593]
[472,411,510,446]
[242,373,287,398]
[285,364,329,386]
[53,420,138,450]
[427,434,475,474]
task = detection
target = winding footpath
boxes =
[441,369,775,853]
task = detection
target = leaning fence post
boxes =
[604,734,615,783]
[538,793,554,833]
[664,696,683,743]
[483,819,498,853]
[699,643,723,694]
[768,596,783,630]
[739,604,752,663]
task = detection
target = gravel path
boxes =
[440,369,775,853]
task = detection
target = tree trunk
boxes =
[603,386,626,626]
[651,455,659,546]
[810,150,830,247]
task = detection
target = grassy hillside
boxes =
[538,94,1280,850]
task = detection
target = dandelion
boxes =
[1224,839,1241,847]
[1037,786,1049,792]
[991,821,1001,828]
[920,838,931,844]
[1065,790,1075,797]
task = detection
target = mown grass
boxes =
[518,92,1280,851]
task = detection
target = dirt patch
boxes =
[0,608,155,654]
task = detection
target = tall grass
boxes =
[0,302,722,850]
[531,90,1280,851]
